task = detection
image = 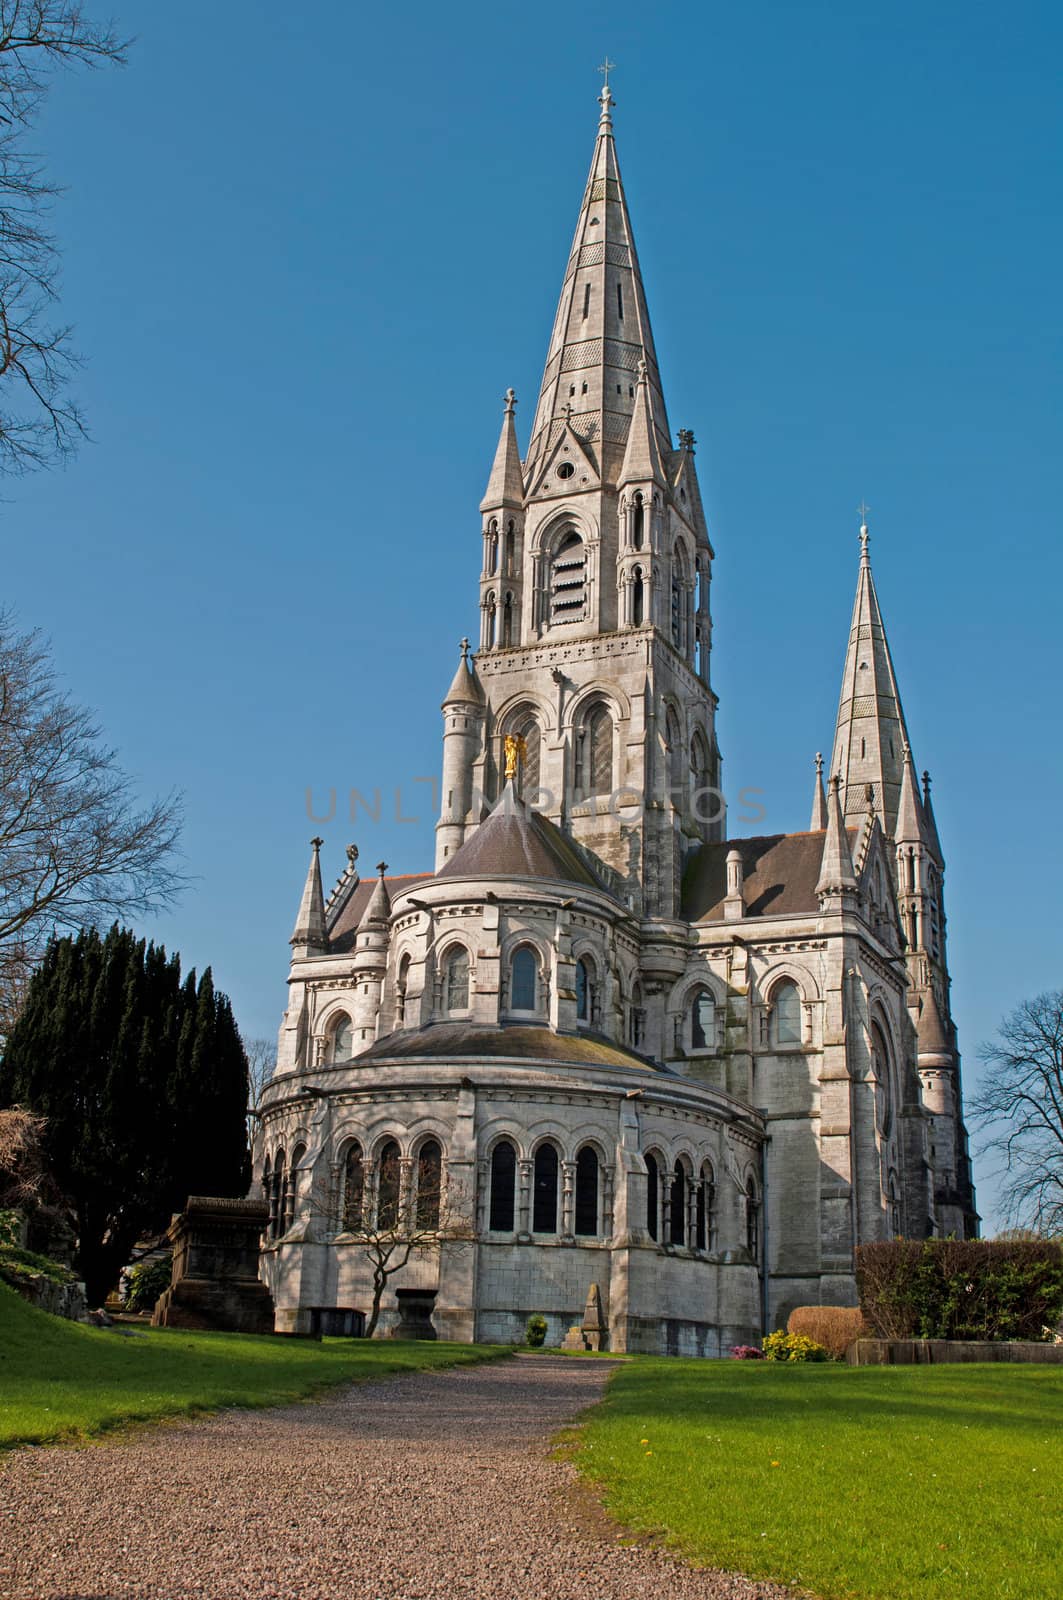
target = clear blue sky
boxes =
[5,2,1061,1230]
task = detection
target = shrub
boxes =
[856,1238,1063,1342]
[730,1344,764,1359]
[787,1305,868,1359]
[125,1253,173,1313]
[525,1313,548,1348]
[763,1330,829,1362]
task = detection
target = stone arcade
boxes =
[256,85,977,1352]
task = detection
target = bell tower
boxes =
[436,80,721,914]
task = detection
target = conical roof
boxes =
[816,775,858,896]
[895,743,924,846]
[480,389,525,512]
[357,866,391,928]
[619,357,667,487]
[523,85,670,486]
[442,639,484,707]
[917,987,950,1055]
[437,783,608,891]
[828,522,913,836]
[810,753,828,831]
[290,838,326,952]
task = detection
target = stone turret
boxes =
[290,838,326,958]
[435,640,486,869]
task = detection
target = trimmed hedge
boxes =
[787,1305,868,1358]
[856,1238,1063,1342]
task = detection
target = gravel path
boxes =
[0,1354,794,1600]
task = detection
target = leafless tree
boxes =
[307,1148,473,1337]
[245,1036,276,1138]
[0,3,128,474]
[0,609,182,1033]
[970,991,1063,1236]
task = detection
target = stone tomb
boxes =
[153,1195,275,1334]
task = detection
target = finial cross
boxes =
[857,499,871,526]
[597,56,616,89]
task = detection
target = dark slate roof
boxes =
[358,1022,668,1073]
[681,829,854,922]
[328,873,433,953]
[437,796,610,893]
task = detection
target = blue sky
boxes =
[5,2,1061,1230]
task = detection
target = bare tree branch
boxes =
[0,3,128,474]
[0,607,183,1033]
[970,990,1063,1236]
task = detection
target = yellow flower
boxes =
[771,1460,780,1467]
[640,1438,649,1444]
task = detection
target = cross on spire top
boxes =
[597,56,616,88]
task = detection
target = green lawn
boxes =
[575,1357,1063,1600]
[0,1279,508,1451]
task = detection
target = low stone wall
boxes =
[8,1272,88,1322]
[848,1338,1063,1366]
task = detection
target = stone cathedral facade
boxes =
[256,87,977,1352]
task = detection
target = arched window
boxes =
[443,947,470,1013]
[669,1160,687,1246]
[416,1139,442,1229]
[489,1139,517,1232]
[284,1144,305,1235]
[665,706,683,799]
[872,1022,894,1135]
[510,945,539,1012]
[645,1152,659,1240]
[505,712,540,798]
[575,703,613,800]
[396,954,411,1026]
[774,981,802,1046]
[549,529,586,624]
[482,590,497,649]
[632,564,644,625]
[574,1145,599,1237]
[691,988,715,1050]
[575,956,594,1024]
[501,591,514,647]
[888,1173,901,1237]
[746,1176,760,1259]
[671,546,687,649]
[329,1014,354,1064]
[270,1150,285,1240]
[377,1139,401,1230]
[532,1143,559,1234]
[342,1142,364,1232]
[691,732,710,808]
[628,981,645,1049]
[504,520,516,576]
[696,1160,715,1251]
[632,491,644,549]
[263,1156,275,1238]
[486,519,499,574]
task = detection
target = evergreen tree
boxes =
[0,926,250,1302]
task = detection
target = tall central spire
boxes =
[523,81,671,485]
[829,516,912,835]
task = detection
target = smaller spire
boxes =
[921,769,945,865]
[619,356,667,487]
[358,861,391,929]
[291,837,327,954]
[817,775,858,899]
[858,500,871,567]
[480,390,525,512]
[895,742,923,846]
[810,752,828,830]
[916,987,950,1057]
[442,638,484,708]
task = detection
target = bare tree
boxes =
[308,1148,473,1337]
[245,1036,276,1138]
[0,3,129,474]
[971,991,1063,1236]
[0,609,182,1033]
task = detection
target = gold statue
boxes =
[503,733,527,781]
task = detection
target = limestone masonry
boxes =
[256,85,977,1352]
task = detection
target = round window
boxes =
[557,461,575,479]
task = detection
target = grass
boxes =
[575,1357,1063,1600]
[0,1279,509,1451]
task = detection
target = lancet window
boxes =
[549,530,587,624]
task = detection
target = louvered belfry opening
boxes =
[550,529,586,623]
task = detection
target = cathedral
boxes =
[257,84,977,1353]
